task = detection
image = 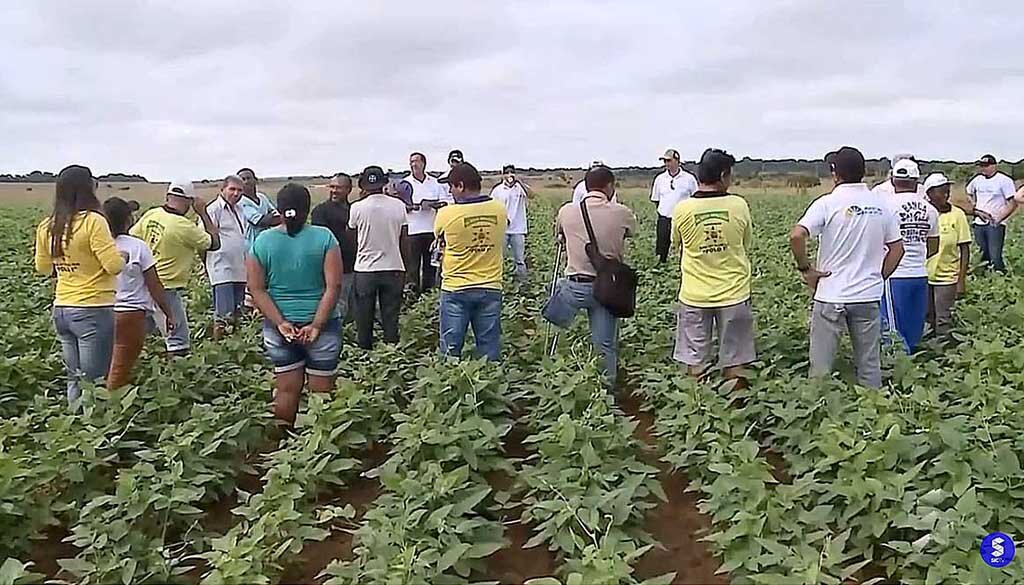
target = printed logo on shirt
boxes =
[896,201,933,243]
[54,262,82,274]
[693,210,730,255]
[845,205,883,217]
[141,220,166,249]
[463,214,499,253]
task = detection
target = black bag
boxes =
[579,200,638,318]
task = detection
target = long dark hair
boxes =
[50,165,100,258]
[101,197,138,237]
[277,183,310,237]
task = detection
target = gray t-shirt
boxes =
[348,193,408,272]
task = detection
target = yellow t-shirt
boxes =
[927,206,972,285]
[434,198,507,292]
[129,206,212,289]
[672,192,753,307]
[35,211,125,306]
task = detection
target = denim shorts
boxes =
[212,282,246,321]
[261,318,342,376]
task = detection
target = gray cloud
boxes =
[1,0,1023,180]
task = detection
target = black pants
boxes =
[354,271,404,349]
[406,233,437,293]
[655,215,672,263]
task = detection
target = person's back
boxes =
[130,206,211,289]
[435,197,507,291]
[802,184,899,303]
[251,225,338,324]
[673,192,752,306]
[36,211,123,306]
[348,193,407,272]
[557,195,635,277]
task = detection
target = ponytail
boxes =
[276,183,311,237]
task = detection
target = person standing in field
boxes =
[879,159,938,353]
[311,173,357,324]
[871,153,925,197]
[435,162,508,361]
[671,149,755,382]
[237,168,281,311]
[572,160,616,204]
[404,152,448,295]
[34,165,125,404]
[130,181,221,356]
[102,197,178,389]
[545,166,637,386]
[966,154,1018,273]
[652,148,698,264]
[247,184,342,426]
[490,164,531,282]
[790,147,905,388]
[348,166,408,350]
[922,173,972,339]
[204,175,248,339]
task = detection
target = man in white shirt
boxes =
[651,148,698,263]
[404,152,450,295]
[572,160,617,204]
[878,159,938,353]
[790,147,905,388]
[966,154,1018,273]
[490,164,531,282]
[871,153,926,197]
[348,166,409,350]
[205,174,249,339]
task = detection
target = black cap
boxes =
[825,146,866,182]
[976,154,998,166]
[696,148,736,184]
[448,149,464,164]
[502,164,515,173]
[441,162,482,189]
[359,166,387,190]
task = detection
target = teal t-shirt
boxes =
[251,225,339,324]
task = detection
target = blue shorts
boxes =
[261,318,341,376]
[212,282,246,321]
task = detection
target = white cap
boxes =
[922,172,952,193]
[892,159,920,180]
[167,180,196,199]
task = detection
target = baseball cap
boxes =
[167,180,196,199]
[892,158,921,180]
[502,164,516,174]
[442,162,482,187]
[448,149,464,164]
[825,146,866,181]
[359,166,387,190]
[976,154,998,166]
[589,160,604,168]
[660,148,681,162]
[922,172,953,193]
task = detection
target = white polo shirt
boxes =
[572,180,618,205]
[204,196,248,285]
[348,193,408,272]
[797,183,902,304]
[966,172,1017,225]
[491,182,528,235]
[405,174,451,235]
[871,180,926,198]
[651,169,698,218]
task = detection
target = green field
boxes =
[1,188,1023,585]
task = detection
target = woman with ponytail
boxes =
[34,165,125,405]
[247,183,343,426]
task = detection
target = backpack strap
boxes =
[579,199,602,258]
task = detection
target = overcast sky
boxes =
[2,0,1023,180]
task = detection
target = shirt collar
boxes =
[583,192,610,203]
[832,182,868,194]
[456,194,491,205]
[161,204,188,217]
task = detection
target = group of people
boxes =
[32,146,1020,423]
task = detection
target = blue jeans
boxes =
[212,282,246,322]
[973,223,1006,272]
[52,306,115,404]
[152,289,190,353]
[505,234,527,279]
[439,288,502,361]
[542,279,618,385]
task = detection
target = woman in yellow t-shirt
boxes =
[923,173,971,339]
[34,165,125,405]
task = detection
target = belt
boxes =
[567,274,595,283]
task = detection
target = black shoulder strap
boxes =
[579,199,602,257]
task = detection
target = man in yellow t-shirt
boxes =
[434,162,507,361]
[130,181,220,355]
[671,148,755,382]
[923,173,971,338]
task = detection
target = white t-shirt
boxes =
[204,197,248,285]
[966,172,1017,225]
[348,193,408,272]
[651,169,698,218]
[572,180,618,205]
[886,192,939,279]
[491,182,528,234]
[797,183,902,304]
[871,180,926,198]
[114,235,156,312]
[405,174,451,235]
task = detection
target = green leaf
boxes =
[524,579,562,585]
[121,558,137,585]
[437,542,471,572]
[466,541,506,559]
[639,573,678,585]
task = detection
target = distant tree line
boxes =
[0,171,148,183]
